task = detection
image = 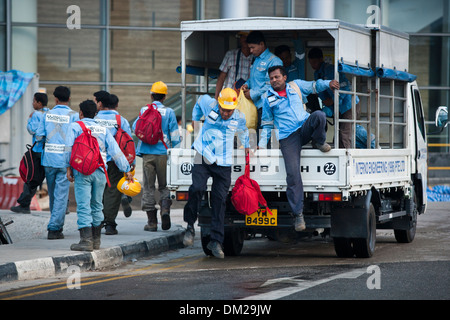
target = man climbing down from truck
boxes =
[183,88,250,259]
[259,65,339,231]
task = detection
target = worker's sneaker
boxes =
[10,205,30,214]
[47,229,64,240]
[207,241,225,259]
[294,213,306,232]
[313,142,331,152]
[183,225,195,247]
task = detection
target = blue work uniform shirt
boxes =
[192,95,249,167]
[65,118,131,174]
[35,105,79,168]
[285,39,305,82]
[95,109,135,164]
[27,107,49,153]
[314,62,359,116]
[132,101,181,156]
[259,79,332,148]
[245,48,283,110]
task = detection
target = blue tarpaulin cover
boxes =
[338,63,375,78]
[375,67,417,82]
[427,185,450,202]
[0,70,34,115]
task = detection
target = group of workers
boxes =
[9,30,355,259]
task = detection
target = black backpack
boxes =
[19,142,45,189]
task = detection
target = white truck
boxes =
[168,17,444,258]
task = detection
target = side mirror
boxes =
[435,106,448,128]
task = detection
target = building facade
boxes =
[0,0,448,176]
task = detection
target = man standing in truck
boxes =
[259,66,339,231]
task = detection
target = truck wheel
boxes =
[352,203,376,258]
[223,228,245,256]
[394,193,417,243]
[333,237,354,258]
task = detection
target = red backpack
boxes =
[115,114,136,165]
[231,154,272,216]
[69,121,111,187]
[134,103,168,149]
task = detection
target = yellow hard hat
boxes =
[117,176,142,197]
[218,88,238,110]
[151,81,168,95]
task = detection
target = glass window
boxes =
[249,0,286,17]
[110,29,181,83]
[33,27,102,82]
[110,0,194,27]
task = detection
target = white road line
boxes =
[241,268,367,300]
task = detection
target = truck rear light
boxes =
[318,193,342,201]
[176,191,189,201]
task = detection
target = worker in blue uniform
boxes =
[241,31,283,141]
[259,66,339,232]
[183,88,249,259]
[308,47,359,148]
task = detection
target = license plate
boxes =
[245,209,277,226]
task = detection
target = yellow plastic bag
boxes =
[236,90,257,130]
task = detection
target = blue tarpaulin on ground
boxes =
[427,185,450,202]
[0,70,34,115]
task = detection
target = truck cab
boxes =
[168,17,441,258]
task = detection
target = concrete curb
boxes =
[0,228,185,284]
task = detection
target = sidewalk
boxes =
[0,207,187,284]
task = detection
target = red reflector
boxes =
[176,192,189,201]
[318,193,342,201]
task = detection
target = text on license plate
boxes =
[245,209,277,226]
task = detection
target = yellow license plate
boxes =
[245,209,277,226]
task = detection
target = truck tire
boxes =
[333,237,354,258]
[352,203,376,258]
[223,228,245,256]
[394,193,417,243]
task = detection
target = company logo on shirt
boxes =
[46,114,70,123]
[95,119,117,128]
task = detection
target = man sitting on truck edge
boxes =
[259,66,339,231]
[183,88,250,259]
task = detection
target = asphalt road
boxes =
[1,202,449,306]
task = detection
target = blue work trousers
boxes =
[279,111,327,215]
[73,169,106,229]
[183,153,231,244]
[45,167,70,231]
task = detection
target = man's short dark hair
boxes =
[246,31,266,45]
[110,94,119,109]
[275,45,290,57]
[151,93,165,102]
[268,65,287,77]
[79,100,97,119]
[308,47,323,59]
[53,86,70,102]
[94,90,111,109]
[34,92,48,106]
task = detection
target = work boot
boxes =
[160,199,172,231]
[48,229,64,240]
[70,227,93,251]
[121,195,132,218]
[10,205,30,214]
[313,142,331,152]
[207,241,225,259]
[144,209,158,231]
[104,224,118,235]
[92,225,102,250]
[183,225,195,247]
[294,213,306,232]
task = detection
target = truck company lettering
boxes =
[354,160,405,175]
